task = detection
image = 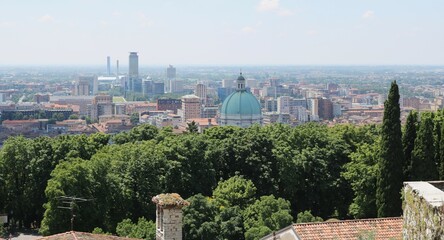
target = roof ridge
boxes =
[293,217,402,226]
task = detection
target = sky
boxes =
[0,0,443,66]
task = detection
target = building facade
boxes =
[180,95,200,121]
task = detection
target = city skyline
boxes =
[0,0,443,65]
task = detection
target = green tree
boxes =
[112,124,158,144]
[130,113,139,125]
[439,121,444,179]
[92,227,109,235]
[402,111,418,179]
[183,194,219,240]
[213,176,257,209]
[411,114,438,180]
[40,158,96,235]
[116,218,155,240]
[296,210,323,223]
[69,114,79,120]
[186,121,199,133]
[54,113,65,121]
[376,81,404,217]
[245,226,271,240]
[162,134,215,197]
[207,126,279,196]
[216,206,245,240]
[343,142,379,218]
[0,137,32,228]
[242,195,293,238]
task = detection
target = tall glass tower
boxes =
[129,52,139,77]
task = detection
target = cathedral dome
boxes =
[220,91,261,116]
[219,72,262,127]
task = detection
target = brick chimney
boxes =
[152,193,189,240]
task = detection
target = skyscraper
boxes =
[195,83,207,105]
[107,56,111,76]
[129,52,139,77]
[166,64,176,79]
[166,65,176,93]
[128,52,140,92]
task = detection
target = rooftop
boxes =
[292,217,402,240]
[38,231,140,240]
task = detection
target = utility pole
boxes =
[57,196,93,231]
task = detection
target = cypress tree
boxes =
[402,110,417,180]
[411,114,438,180]
[439,121,444,179]
[434,112,443,175]
[376,81,404,217]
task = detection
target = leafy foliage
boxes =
[213,175,257,209]
[296,210,323,223]
[115,218,155,240]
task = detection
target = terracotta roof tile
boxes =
[38,231,140,240]
[293,217,402,240]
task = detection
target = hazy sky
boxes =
[1,0,443,65]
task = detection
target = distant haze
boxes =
[0,0,443,65]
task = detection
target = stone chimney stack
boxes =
[152,193,189,240]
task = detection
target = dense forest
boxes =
[1,84,444,240]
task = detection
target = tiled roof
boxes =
[38,231,140,240]
[293,217,402,240]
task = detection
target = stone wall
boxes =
[162,208,183,240]
[403,182,444,240]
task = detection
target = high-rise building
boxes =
[128,52,140,92]
[153,82,165,95]
[116,60,119,76]
[107,56,111,76]
[195,83,207,105]
[264,98,277,112]
[73,76,98,96]
[277,96,292,114]
[217,87,235,102]
[87,95,114,122]
[268,77,280,87]
[308,98,319,121]
[318,98,333,120]
[142,79,153,97]
[73,80,90,96]
[129,52,139,77]
[222,79,234,88]
[246,79,258,88]
[170,80,183,93]
[166,65,176,93]
[180,95,201,121]
[166,65,176,79]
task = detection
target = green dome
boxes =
[220,90,262,116]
